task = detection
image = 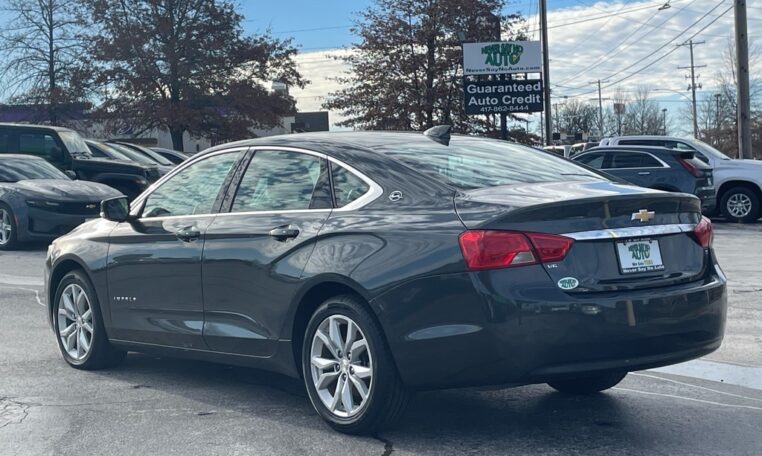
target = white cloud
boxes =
[292,0,759,132]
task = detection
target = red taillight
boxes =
[458,230,573,271]
[677,157,702,177]
[693,216,713,248]
[526,232,575,263]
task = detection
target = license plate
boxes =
[616,239,665,274]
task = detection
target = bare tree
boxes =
[0,0,89,123]
[622,87,663,135]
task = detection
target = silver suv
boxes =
[600,136,762,222]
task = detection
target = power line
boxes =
[558,0,730,95]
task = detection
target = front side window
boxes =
[18,133,60,160]
[332,164,370,207]
[141,151,243,218]
[232,150,328,212]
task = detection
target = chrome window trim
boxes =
[563,223,696,241]
[129,144,383,219]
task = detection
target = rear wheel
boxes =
[0,203,19,251]
[547,372,627,394]
[721,187,760,223]
[302,295,408,434]
[53,270,126,369]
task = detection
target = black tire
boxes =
[548,372,627,394]
[53,270,126,370]
[302,294,409,434]
[720,187,760,223]
[0,202,19,251]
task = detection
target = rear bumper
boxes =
[372,261,727,390]
[696,187,716,213]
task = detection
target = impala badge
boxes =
[631,209,655,223]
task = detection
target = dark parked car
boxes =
[106,141,175,175]
[45,130,726,434]
[0,124,159,200]
[0,155,122,250]
[151,147,190,164]
[85,140,164,177]
[574,146,716,213]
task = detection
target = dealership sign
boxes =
[463,41,542,75]
[464,79,544,114]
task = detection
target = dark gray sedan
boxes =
[0,155,123,250]
[573,146,716,213]
[44,130,726,434]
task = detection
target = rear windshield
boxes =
[378,137,606,190]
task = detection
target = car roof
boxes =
[585,145,683,154]
[0,122,75,133]
[199,131,511,157]
[606,135,693,142]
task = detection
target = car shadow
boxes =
[87,353,652,452]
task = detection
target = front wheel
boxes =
[547,372,627,394]
[721,187,760,223]
[0,203,19,251]
[302,295,408,434]
[53,270,126,369]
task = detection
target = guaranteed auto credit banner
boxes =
[462,41,542,75]
[464,79,544,114]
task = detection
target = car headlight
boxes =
[27,200,61,208]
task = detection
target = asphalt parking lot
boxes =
[1,222,761,455]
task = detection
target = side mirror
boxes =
[100,196,130,222]
[64,170,77,180]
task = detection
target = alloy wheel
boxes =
[310,315,373,418]
[726,193,753,218]
[0,209,11,245]
[57,283,94,361]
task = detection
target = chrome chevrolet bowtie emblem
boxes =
[631,209,655,223]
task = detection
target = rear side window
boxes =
[332,164,370,208]
[608,152,663,169]
[575,152,605,168]
[231,150,328,212]
[378,138,604,190]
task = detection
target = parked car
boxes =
[86,140,164,176]
[45,129,726,434]
[150,147,190,164]
[0,123,159,200]
[574,146,716,213]
[600,136,762,222]
[569,142,598,156]
[0,155,122,250]
[106,141,175,175]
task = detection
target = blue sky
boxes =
[238,0,635,52]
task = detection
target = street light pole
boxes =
[539,0,552,146]
[662,108,668,135]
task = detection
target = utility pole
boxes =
[678,39,705,139]
[589,79,610,139]
[735,0,752,159]
[662,108,668,135]
[715,93,722,140]
[539,0,552,145]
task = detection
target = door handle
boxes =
[637,171,651,175]
[269,225,300,241]
[176,227,201,242]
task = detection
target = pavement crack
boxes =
[0,397,32,429]
[372,433,394,456]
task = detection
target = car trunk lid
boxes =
[455,181,706,292]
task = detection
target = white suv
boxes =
[600,136,762,222]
